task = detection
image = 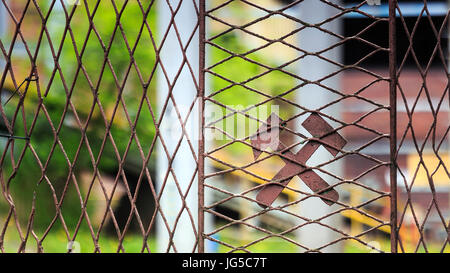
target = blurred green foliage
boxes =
[1,1,157,232]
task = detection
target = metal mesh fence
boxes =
[204,0,392,253]
[0,0,201,253]
[394,0,449,253]
[0,0,448,253]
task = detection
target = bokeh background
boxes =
[0,0,448,253]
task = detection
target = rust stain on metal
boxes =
[250,113,347,208]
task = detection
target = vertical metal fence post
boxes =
[389,0,398,253]
[197,0,206,254]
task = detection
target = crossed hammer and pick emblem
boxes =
[250,113,347,208]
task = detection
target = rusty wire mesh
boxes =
[394,0,449,253]
[0,0,448,253]
[0,0,201,253]
[204,0,393,253]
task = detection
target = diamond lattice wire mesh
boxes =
[204,0,393,253]
[0,0,448,254]
[0,0,200,253]
[394,0,450,253]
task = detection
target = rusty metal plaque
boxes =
[250,113,347,207]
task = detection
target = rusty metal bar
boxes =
[197,0,206,254]
[389,0,398,253]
